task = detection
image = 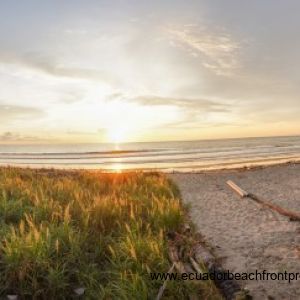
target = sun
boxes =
[107,127,128,143]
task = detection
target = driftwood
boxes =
[227,180,300,221]
[194,243,215,268]
[155,263,175,300]
[249,192,300,221]
[167,242,199,300]
[167,233,248,300]
[193,243,245,300]
[227,180,249,197]
[168,242,180,262]
[156,242,190,300]
[157,241,195,300]
[189,257,203,274]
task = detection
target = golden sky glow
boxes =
[0,1,299,143]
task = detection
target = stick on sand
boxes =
[226,180,249,197]
[226,180,300,221]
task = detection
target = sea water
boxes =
[0,136,300,172]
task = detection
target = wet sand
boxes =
[170,163,300,299]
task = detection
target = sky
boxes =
[0,0,299,143]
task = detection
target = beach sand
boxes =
[170,163,300,299]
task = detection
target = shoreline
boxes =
[0,157,300,174]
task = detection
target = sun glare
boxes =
[111,163,123,173]
[107,127,128,143]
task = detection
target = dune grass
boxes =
[0,167,217,299]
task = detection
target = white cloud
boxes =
[0,104,44,121]
[0,131,48,142]
[167,24,241,76]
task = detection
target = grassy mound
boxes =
[0,168,217,299]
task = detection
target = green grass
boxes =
[0,167,218,299]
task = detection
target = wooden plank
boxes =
[226,180,249,197]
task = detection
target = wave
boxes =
[0,145,300,160]
[0,149,155,156]
[0,136,300,171]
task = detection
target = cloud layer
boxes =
[0,0,299,142]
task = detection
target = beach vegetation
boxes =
[0,168,218,299]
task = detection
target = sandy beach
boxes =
[170,163,300,299]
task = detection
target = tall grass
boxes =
[0,168,214,299]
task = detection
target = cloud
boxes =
[110,93,232,129]
[111,92,230,112]
[0,131,44,142]
[66,128,106,136]
[133,95,230,113]
[167,24,241,76]
[0,51,119,84]
[0,104,45,122]
[0,132,17,141]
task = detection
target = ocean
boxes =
[0,136,300,172]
